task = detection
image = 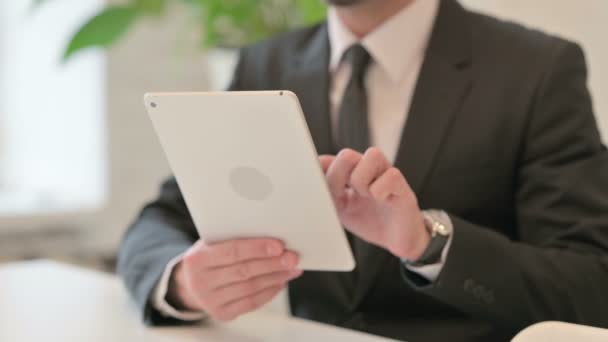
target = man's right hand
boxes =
[167,238,302,321]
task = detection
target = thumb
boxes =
[319,155,335,173]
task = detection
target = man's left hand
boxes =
[320,148,430,260]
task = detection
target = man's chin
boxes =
[326,0,365,6]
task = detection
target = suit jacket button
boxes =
[472,285,484,299]
[483,290,495,304]
[463,278,474,292]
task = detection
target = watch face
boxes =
[424,211,452,237]
[435,222,450,236]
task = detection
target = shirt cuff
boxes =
[402,210,453,282]
[153,253,207,321]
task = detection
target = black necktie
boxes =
[336,44,372,153]
[335,44,372,281]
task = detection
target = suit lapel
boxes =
[352,0,474,308]
[283,24,334,156]
[394,1,473,194]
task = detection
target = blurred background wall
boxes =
[0,0,606,268]
[0,1,208,265]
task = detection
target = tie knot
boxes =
[345,44,371,80]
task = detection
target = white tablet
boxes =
[144,91,355,271]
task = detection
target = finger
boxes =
[186,238,285,269]
[326,149,362,198]
[319,155,336,173]
[369,167,408,202]
[210,269,302,308]
[215,285,285,321]
[349,147,391,196]
[203,251,299,289]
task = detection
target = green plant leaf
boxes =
[296,0,327,24]
[63,5,138,62]
[133,0,166,15]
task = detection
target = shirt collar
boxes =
[328,0,439,83]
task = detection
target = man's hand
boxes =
[168,239,302,321]
[320,148,431,260]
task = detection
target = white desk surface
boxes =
[0,260,397,342]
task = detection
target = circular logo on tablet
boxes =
[229,166,273,201]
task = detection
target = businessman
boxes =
[118,0,608,341]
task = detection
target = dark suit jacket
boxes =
[117,1,608,341]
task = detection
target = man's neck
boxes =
[334,0,415,38]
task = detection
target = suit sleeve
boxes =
[406,42,608,331]
[117,50,248,325]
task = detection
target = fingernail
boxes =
[281,254,296,268]
[289,269,303,277]
[267,243,282,256]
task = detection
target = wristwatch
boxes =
[404,211,452,267]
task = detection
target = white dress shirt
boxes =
[328,0,437,161]
[154,0,452,319]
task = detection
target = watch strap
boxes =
[407,234,449,267]
[403,211,452,267]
